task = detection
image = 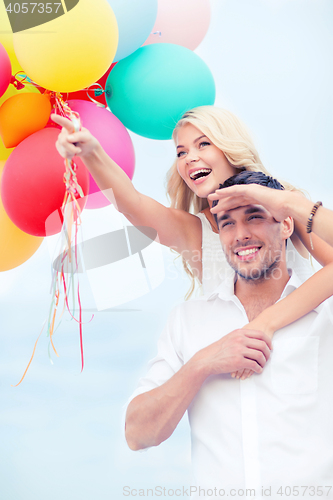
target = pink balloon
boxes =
[0,43,12,98]
[143,0,211,51]
[67,100,135,209]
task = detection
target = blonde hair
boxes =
[166,106,300,296]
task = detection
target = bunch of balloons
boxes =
[0,0,214,272]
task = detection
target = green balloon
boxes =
[105,44,216,140]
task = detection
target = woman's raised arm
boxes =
[51,114,202,261]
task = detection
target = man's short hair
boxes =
[212,170,284,226]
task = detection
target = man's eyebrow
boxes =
[176,135,207,150]
[244,206,266,215]
[217,212,232,224]
[217,205,266,225]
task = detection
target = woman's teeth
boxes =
[190,169,212,180]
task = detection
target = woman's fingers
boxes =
[209,184,289,222]
[51,113,78,132]
[240,369,254,380]
[55,138,80,158]
[210,196,245,214]
[231,368,255,380]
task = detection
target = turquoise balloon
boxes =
[105,44,216,140]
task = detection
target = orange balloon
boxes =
[0,93,51,148]
[0,82,41,159]
[0,160,43,271]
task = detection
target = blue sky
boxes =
[0,1,333,498]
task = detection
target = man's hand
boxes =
[231,319,275,380]
[51,114,99,160]
[194,328,272,377]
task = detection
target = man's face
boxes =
[217,204,285,282]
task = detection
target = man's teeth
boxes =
[237,248,259,256]
[190,169,212,180]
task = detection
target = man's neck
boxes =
[234,265,291,322]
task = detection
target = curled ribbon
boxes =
[14,96,90,385]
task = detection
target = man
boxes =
[125,171,333,499]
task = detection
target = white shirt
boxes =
[129,271,333,499]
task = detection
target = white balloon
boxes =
[107,0,158,61]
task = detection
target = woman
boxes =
[51,106,333,378]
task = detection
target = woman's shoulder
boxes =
[286,238,313,282]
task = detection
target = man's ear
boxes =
[281,216,294,241]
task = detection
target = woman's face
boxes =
[176,123,237,199]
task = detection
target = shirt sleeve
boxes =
[126,305,184,405]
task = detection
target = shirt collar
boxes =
[207,269,237,301]
[207,268,322,314]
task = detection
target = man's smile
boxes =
[233,244,263,261]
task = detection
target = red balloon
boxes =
[65,63,117,106]
[1,128,89,237]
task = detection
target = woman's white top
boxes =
[196,212,314,294]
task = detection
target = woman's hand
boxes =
[51,114,99,160]
[231,317,275,380]
[209,184,301,222]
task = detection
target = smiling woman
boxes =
[175,123,237,199]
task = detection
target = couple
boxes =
[125,171,333,499]
[53,105,333,496]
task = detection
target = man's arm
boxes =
[125,328,272,451]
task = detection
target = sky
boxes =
[0,0,333,499]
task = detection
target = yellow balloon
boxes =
[0,2,21,74]
[0,139,13,161]
[0,83,40,160]
[13,0,119,92]
[0,161,43,271]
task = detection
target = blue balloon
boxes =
[107,0,158,62]
[105,44,216,140]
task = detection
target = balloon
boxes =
[65,63,117,107]
[0,76,41,109]
[13,0,119,92]
[1,128,89,237]
[0,138,13,161]
[67,100,135,209]
[0,82,41,160]
[0,2,21,74]
[143,0,211,51]
[0,160,43,271]
[0,93,51,148]
[0,43,11,98]
[105,44,215,140]
[107,0,157,61]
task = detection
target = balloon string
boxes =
[11,72,43,90]
[49,289,60,357]
[13,96,95,385]
[12,321,47,387]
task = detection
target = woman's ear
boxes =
[281,216,294,241]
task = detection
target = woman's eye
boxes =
[248,215,263,221]
[199,141,210,148]
[177,151,186,158]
